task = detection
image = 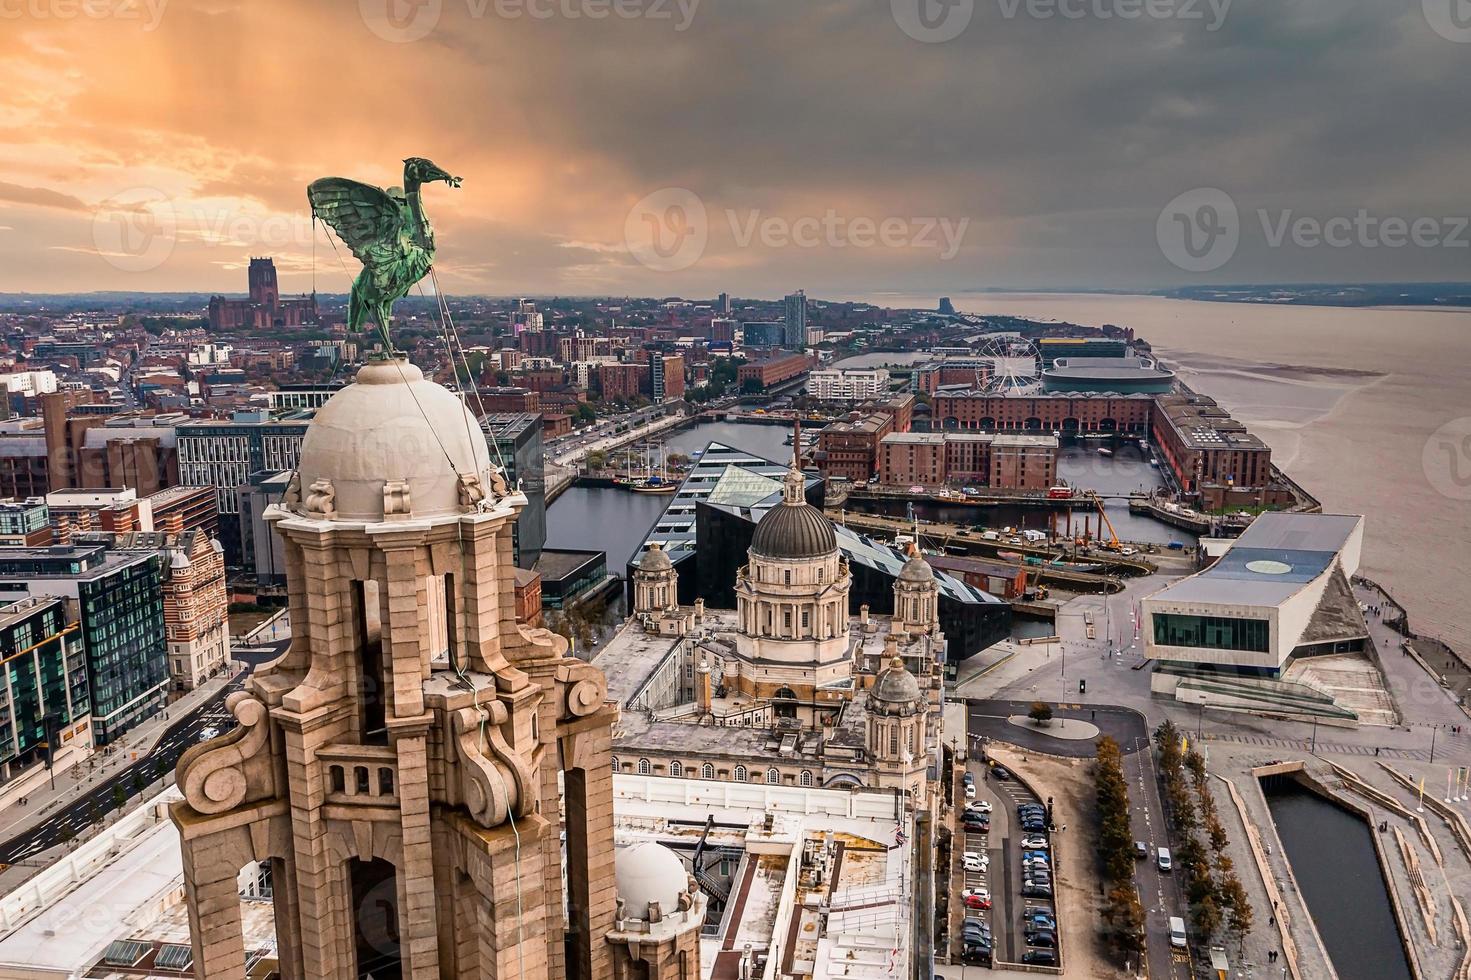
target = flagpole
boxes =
[1447,769,1454,805]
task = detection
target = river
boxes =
[857,292,1471,651]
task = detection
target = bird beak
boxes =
[448,175,462,188]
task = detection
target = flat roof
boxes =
[1149,513,1362,607]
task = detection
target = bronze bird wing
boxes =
[307,177,408,270]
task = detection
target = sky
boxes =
[2,0,1470,298]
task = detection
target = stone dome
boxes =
[638,543,673,572]
[295,359,496,523]
[750,465,837,560]
[898,553,934,583]
[615,842,691,920]
[871,656,923,706]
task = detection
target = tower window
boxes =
[702,763,715,779]
[734,765,747,781]
[766,768,780,784]
[784,570,791,585]
[670,761,682,777]
[638,758,652,775]
[800,770,813,787]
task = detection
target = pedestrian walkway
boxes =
[1202,731,1432,761]
[0,666,242,843]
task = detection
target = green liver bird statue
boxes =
[308,157,461,353]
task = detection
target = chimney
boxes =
[859,603,870,626]
[697,660,712,712]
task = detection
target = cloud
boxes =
[0,0,1467,294]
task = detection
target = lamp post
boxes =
[1429,725,1437,765]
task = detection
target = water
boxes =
[1263,779,1412,980]
[546,421,797,569]
[860,291,1471,650]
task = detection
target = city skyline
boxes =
[3,1,1471,296]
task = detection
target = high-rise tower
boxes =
[783,289,806,348]
[170,358,618,980]
[247,256,279,308]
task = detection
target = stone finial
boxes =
[458,472,486,508]
[304,477,336,518]
[282,471,302,507]
[383,479,413,517]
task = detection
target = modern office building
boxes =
[0,595,92,796]
[239,470,291,589]
[266,381,348,411]
[1036,336,1130,367]
[84,531,230,692]
[483,412,546,569]
[739,321,785,348]
[0,498,52,545]
[0,545,167,744]
[175,412,310,567]
[783,290,807,348]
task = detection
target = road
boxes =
[0,642,282,865]
[964,699,1185,977]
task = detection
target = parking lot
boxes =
[956,760,1060,969]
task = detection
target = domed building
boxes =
[605,842,705,980]
[726,463,853,723]
[170,358,620,980]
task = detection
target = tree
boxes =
[575,403,597,424]
[1028,701,1054,725]
[586,450,608,471]
[112,782,127,813]
[1102,885,1147,958]
[1221,874,1253,945]
[1192,894,1222,938]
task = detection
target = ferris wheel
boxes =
[977,336,1041,392]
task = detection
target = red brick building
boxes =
[542,413,574,439]
[815,413,895,482]
[477,387,541,413]
[933,392,1153,434]
[737,352,812,389]
[877,432,1058,490]
[597,362,649,402]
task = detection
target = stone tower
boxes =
[867,648,930,799]
[606,842,705,980]
[632,543,677,616]
[892,548,939,636]
[248,256,279,308]
[170,359,618,980]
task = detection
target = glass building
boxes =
[0,595,90,781]
[0,546,167,745]
[482,412,545,569]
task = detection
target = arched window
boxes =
[734,765,747,781]
[701,762,715,779]
[766,768,780,785]
[611,757,620,773]
[638,758,652,775]
[800,770,813,787]
[670,761,683,777]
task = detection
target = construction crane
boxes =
[1089,492,1122,550]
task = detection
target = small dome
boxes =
[898,553,934,584]
[638,543,673,572]
[871,656,923,705]
[615,842,691,920]
[295,359,496,523]
[750,464,836,560]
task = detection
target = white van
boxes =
[1168,916,1187,949]
[1157,847,1172,872]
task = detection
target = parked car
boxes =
[967,800,992,814]
[991,766,1011,781]
[1017,803,1044,816]
[1021,949,1057,966]
[961,944,993,966]
[962,852,989,872]
[1026,930,1057,949]
[1019,835,1049,850]
[962,771,975,785]
[963,783,977,799]
[1021,820,1046,833]
[1169,915,1187,949]
[1028,913,1057,931]
[961,889,991,910]
[1157,847,1172,872]
[1134,840,1149,859]
[1022,883,1053,898]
